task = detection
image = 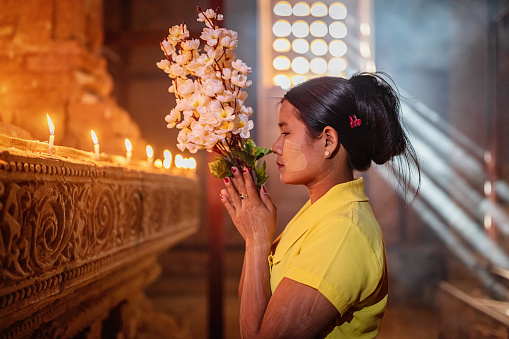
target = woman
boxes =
[220,72,418,338]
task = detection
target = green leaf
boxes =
[254,160,269,187]
[208,157,232,179]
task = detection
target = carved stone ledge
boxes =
[0,138,200,338]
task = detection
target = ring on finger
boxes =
[239,192,248,200]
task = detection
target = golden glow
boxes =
[292,38,309,54]
[328,57,347,74]
[310,20,328,37]
[274,1,292,16]
[310,39,328,56]
[329,21,347,38]
[310,2,328,17]
[274,74,292,89]
[310,57,327,74]
[360,23,371,36]
[273,20,292,37]
[291,56,310,74]
[273,56,291,70]
[125,138,132,152]
[484,180,492,195]
[293,2,310,16]
[273,38,291,52]
[292,75,307,86]
[47,114,55,135]
[291,20,309,38]
[360,42,371,58]
[329,40,347,57]
[329,2,347,20]
[91,130,98,144]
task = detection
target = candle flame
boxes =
[189,157,197,170]
[164,149,172,160]
[91,130,99,144]
[175,154,184,168]
[125,138,132,152]
[146,145,154,158]
[154,159,163,168]
[47,114,55,135]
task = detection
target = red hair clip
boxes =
[350,115,362,128]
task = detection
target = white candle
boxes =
[125,138,132,163]
[146,145,154,166]
[47,114,55,155]
[91,130,100,160]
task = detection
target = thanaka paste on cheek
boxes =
[282,139,307,172]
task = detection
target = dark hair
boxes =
[283,72,420,193]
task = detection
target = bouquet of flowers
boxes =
[157,7,271,187]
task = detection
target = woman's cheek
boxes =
[282,139,307,172]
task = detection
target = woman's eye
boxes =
[281,132,289,136]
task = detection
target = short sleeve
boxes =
[283,217,383,315]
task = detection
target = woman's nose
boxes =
[271,136,283,155]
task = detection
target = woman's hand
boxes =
[220,166,277,245]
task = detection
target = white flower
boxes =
[231,59,251,74]
[161,40,176,55]
[221,68,232,80]
[233,114,254,139]
[215,106,235,122]
[178,79,199,97]
[174,51,192,65]
[216,90,233,103]
[176,110,194,129]
[177,128,200,153]
[181,38,200,50]
[201,28,222,46]
[231,73,250,88]
[203,79,224,97]
[168,24,189,44]
[165,108,180,128]
[168,63,186,78]
[240,105,254,117]
[198,9,217,23]
[156,59,171,72]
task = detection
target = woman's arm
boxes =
[221,168,339,338]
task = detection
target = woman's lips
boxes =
[276,161,284,170]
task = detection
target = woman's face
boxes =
[272,100,326,185]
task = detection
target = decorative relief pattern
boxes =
[0,154,200,319]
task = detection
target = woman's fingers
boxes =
[220,189,236,217]
[224,176,242,209]
[242,167,259,197]
[231,167,249,201]
[260,184,277,214]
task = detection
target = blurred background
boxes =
[1,0,508,338]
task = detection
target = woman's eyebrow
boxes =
[278,122,288,128]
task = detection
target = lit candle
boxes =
[175,154,184,169]
[91,130,100,160]
[47,114,55,155]
[146,145,154,166]
[154,159,163,168]
[125,138,132,163]
[163,149,172,169]
[189,157,197,171]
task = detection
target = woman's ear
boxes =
[323,126,339,157]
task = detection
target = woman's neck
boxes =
[306,168,354,204]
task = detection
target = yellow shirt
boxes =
[269,178,388,338]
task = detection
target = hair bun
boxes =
[348,72,407,165]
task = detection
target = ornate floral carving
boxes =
[0,153,200,337]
